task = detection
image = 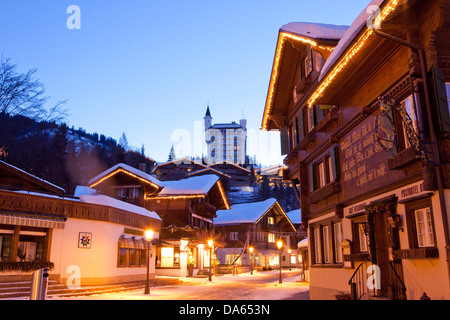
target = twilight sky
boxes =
[0,0,368,166]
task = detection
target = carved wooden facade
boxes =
[261,0,450,300]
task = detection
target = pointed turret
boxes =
[204,103,212,129]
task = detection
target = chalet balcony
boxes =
[0,189,161,231]
[193,202,217,218]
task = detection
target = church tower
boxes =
[203,104,247,165]
[204,104,212,130]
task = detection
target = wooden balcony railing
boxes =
[0,190,161,230]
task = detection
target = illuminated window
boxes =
[268,233,275,243]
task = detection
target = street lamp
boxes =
[144,229,154,295]
[249,246,254,275]
[208,239,213,282]
[277,240,283,284]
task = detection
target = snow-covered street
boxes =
[49,269,309,300]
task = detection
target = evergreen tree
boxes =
[168,145,176,161]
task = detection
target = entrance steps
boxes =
[0,277,182,300]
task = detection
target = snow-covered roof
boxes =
[0,160,65,194]
[88,163,163,188]
[286,209,301,225]
[298,238,308,249]
[215,198,279,225]
[186,167,232,179]
[157,174,220,196]
[318,0,385,82]
[280,22,349,40]
[79,194,161,221]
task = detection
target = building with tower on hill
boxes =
[204,105,247,165]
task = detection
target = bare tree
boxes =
[0,55,68,122]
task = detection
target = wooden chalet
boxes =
[88,163,230,277]
[261,0,450,300]
[214,198,300,271]
[152,157,208,181]
[0,160,161,286]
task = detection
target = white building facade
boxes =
[204,106,247,165]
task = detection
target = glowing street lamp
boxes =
[144,229,154,295]
[208,239,213,282]
[277,240,283,284]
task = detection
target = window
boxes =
[317,162,326,189]
[415,208,435,247]
[359,224,368,252]
[229,232,239,241]
[314,228,322,264]
[310,146,339,191]
[323,226,331,263]
[334,222,343,263]
[405,198,436,250]
[267,216,274,225]
[446,83,450,114]
[268,233,275,243]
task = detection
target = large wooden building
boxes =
[261,0,450,299]
[88,163,229,277]
[0,160,162,286]
[214,198,301,270]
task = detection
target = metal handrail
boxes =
[389,261,407,300]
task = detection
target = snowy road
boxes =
[51,269,309,300]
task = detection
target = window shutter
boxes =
[432,66,450,133]
[330,145,340,181]
[309,163,316,192]
[280,127,290,155]
[298,109,305,140]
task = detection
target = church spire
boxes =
[205,103,211,117]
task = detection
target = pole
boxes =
[209,246,212,282]
[145,240,150,294]
[279,249,282,284]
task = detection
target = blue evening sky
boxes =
[0,0,368,166]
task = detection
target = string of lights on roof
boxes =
[262,0,400,130]
[307,0,400,107]
[262,32,335,131]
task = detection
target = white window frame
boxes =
[359,224,368,252]
[314,228,322,264]
[415,207,435,247]
[323,226,331,264]
[334,222,343,263]
[229,232,239,241]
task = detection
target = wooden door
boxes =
[373,210,390,297]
